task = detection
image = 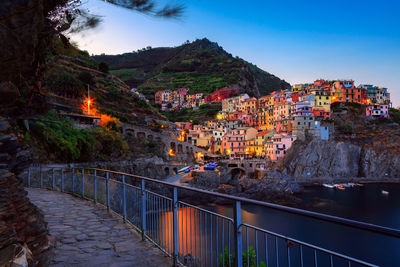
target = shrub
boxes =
[107,86,123,101]
[339,124,353,134]
[78,71,95,85]
[46,71,84,98]
[98,62,109,73]
[30,110,94,161]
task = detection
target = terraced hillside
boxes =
[93,38,290,100]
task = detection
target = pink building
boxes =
[271,134,297,161]
[366,105,389,119]
[221,128,257,157]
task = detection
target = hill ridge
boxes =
[93,38,290,99]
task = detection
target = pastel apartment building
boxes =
[366,104,389,119]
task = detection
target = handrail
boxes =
[87,167,400,239]
[25,166,399,267]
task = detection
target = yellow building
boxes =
[292,84,309,93]
[254,131,273,156]
[311,89,331,112]
[258,106,274,131]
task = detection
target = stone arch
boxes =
[241,163,244,167]
[147,135,153,141]
[186,146,189,153]
[164,167,170,176]
[137,132,146,139]
[177,144,183,153]
[230,168,246,180]
[170,142,176,152]
[190,147,193,153]
[126,129,135,136]
[173,167,178,175]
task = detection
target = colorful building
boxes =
[366,104,389,119]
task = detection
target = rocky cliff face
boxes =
[0,116,54,266]
[279,138,400,180]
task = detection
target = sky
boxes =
[72,0,400,107]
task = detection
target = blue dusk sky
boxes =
[72,0,400,107]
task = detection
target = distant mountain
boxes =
[92,38,290,99]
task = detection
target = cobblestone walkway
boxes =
[27,188,172,267]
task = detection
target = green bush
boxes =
[390,108,400,124]
[29,110,128,162]
[98,62,109,73]
[30,110,94,161]
[107,86,123,101]
[338,124,353,134]
[78,71,95,85]
[219,246,266,267]
[46,70,84,98]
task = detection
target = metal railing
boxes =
[22,166,400,267]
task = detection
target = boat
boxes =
[177,166,190,174]
[322,184,335,188]
[334,184,345,190]
[381,190,389,195]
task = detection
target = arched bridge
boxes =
[122,123,204,160]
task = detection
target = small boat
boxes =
[342,183,355,188]
[322,184,335,188]
[178,166,190,174]
[381,190,389,195]
[334,184,345,190]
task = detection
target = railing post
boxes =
[106,172,110,211]
[40,165,43,188]
[81,168,85,198]
[94,170,97,204]
[61,168,64,192]
[52,168,55,190]
[28,167,31,187]
[234,201,243,267]
[72,168,75,194]
[122,175,127,222]
[141,180,146,240]
[172,187,178,266]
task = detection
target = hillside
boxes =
[93,38,290,99]
[43,42,164,125]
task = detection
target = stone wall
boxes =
[0,116,53,266]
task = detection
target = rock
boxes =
[96,242,112,250]
[61,238,76,244]
[0,81,20,105]
[280,138,400,180]
[76,234,88,241]
[0,117,53,266]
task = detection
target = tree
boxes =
[0,0,184,108]
[98,62,109,73]
[46,71,84,98]
[78,71,95,86]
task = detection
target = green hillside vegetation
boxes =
[93,38,290,99]
[43,42,165,124]
[162,104,221,123]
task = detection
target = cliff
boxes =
[278,104,400,181]
[0,116,54,266]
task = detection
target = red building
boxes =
[205,87,239,103]
[312,108,331,120]
[291,92,300,103]
[155,91,163,104]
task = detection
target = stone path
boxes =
[27,188,172,267]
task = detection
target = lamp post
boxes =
[87,84,91,114]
